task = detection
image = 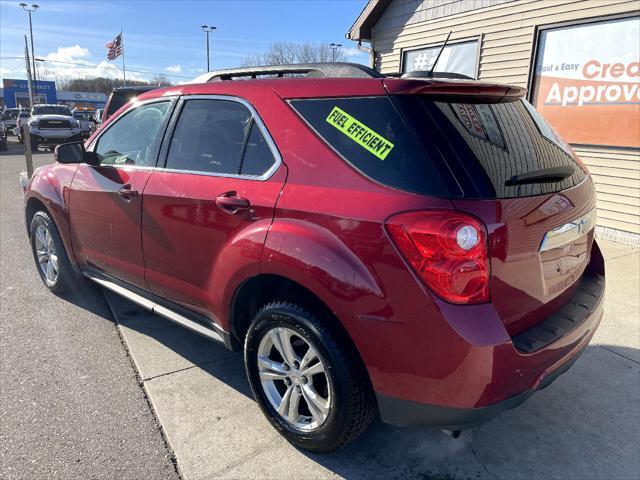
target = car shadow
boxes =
[59,282,640,480]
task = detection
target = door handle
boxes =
[215,192,251,214]
[118,184,139,199]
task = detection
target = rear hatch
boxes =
[389,80,596,336]
[292,79,596,336]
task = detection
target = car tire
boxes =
[30,137,38,151]
[244,301,376,452]
[29,211,74,294]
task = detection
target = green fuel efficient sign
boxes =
[325,106,394,160]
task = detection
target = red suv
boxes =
[25,63,605,452]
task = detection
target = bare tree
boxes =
[57,77,160,95]
[241,42,344,67]
[151,74,172,86]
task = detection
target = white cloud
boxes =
[165,64,182,73]
[35,45,146,82]
[44,45,91,63]
[341,47,366,58]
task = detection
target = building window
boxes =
[402,40,478,78]
[530,15,640,148]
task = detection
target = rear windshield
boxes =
[290,96,586,199]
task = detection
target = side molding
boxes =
[87,273,227,345]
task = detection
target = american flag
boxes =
[105,33,123,61]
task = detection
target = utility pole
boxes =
[23,35,34,180]
[201,25,216,72]
[19,3,39,83]
[330,43,342,62]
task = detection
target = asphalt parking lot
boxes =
[1,139,639,480]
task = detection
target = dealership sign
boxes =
[531,16,640,148]
[2,79,57,108]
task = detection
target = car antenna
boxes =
[427,31,453,76]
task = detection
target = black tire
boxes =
[244,301,376,452]
[30,136,38,151]
[29,211,74,294]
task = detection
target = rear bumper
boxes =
[369,242,605,428]
[377,338,587,428]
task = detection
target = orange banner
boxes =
[532,75,640,148]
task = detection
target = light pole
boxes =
[201,25,216,72]
[330,43,342,62]
[19,3,39,83]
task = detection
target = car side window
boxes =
[95,101,171,167]
[166,99,275,176]
[240,121,275,176]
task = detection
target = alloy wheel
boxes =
[34,224,58,285]
[257,326,332,431]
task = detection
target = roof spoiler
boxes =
[384,79,527,103]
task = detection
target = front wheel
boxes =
[29,211,74,293]
[244,302,375,452]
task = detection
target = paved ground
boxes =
[2,140,639,479]
[0,141,178,480]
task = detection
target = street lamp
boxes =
[201,25,216,72]
[329,43,342,62]
[19,3,39,83]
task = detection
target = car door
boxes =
[69,99,174,288]
[141,96,285,318]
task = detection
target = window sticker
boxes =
[325,106,395,160]
[450,103,506,150]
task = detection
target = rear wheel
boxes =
[29,211,74,293]
[244,301,375,452]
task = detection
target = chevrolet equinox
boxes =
[25,63,605,452]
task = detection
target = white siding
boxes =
[369,0,640,238]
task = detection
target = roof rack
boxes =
[187,62,384,83]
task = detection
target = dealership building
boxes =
[1,79,106,111]
[348,0,639,244]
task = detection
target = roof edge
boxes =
[346,0,392,41]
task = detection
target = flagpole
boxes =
[121,28,126,87]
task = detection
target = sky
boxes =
[0,0,369,84]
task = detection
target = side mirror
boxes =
[54,141,99,165]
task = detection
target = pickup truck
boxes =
[28,104,82,151]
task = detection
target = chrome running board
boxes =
[88,274,226,345]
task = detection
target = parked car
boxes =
[1,108,21,131]
[72,110,95,139]
[28,104,82,151]
[102,86,157,124]
[15,112,31,143]
[24,63,605,453]
[0,121,7,151]
[91,108,104,134]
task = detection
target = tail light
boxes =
[385,210,490,305]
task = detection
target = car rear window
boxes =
[289,97,452,197]
[291,96,586,199]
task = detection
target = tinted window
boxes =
[428,99,586,198]
[290,97,450,196]
[95,101,171,166]
[292,96,586,199]
[240,122,275,176]
[166,99,252,174]
[106,95,130,119]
